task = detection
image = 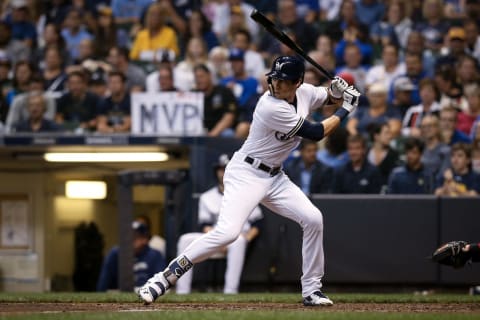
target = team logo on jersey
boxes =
[275,131,290,141]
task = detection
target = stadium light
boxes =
[44,152,169,162]
[65,181,107,199]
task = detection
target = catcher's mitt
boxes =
[431,241,471,269]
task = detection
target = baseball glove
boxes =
[431,241,470,269]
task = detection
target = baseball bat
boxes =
[250,9,334,80]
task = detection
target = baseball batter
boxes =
[139,56,360,306]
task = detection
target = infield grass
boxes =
[1,293,479,320]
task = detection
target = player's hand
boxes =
[330,76,349,99]
[342,86,360,113]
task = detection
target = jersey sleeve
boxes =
[303,83,329,112]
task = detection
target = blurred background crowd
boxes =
[0,0,479,195]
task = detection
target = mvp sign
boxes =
[131,92,204,136]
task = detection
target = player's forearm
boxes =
[208,113,235,137]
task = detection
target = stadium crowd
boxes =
[0,0,479,195]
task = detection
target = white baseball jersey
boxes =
[239,83,329,167]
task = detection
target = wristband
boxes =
[334,107,349,121]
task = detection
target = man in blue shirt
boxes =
[285,139,333,195]
[332,134,382,194]
[97,221,166,292]
[387,137,435,194]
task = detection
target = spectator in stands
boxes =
[435,143,480,196]
[295,0,320,24]
[55,70,99,133]
[212,0,258,47]
[334,23,373,69]
[220,49,258,113]
[61,8,93,62]
[391,51,427,107]
[13,91,61,133]
[43,0,70,27]
[174,37,208,92]
[87,67,109,98]
[193,64,237,137]
[258,0,317,61]
[439,106,471,145]
[0,21,30,65]
[371,0,412,50]
[317,126,350,169]
[414,0,450,54]
[3,0,36,49]
[33,23,69,70]
[231,29,265,81]
[434,65,468,113]
[222,4,250,49]
[387,137,435,194]
[111,0,152,34]
[93,5,129,60]
[365,44,405,92]
[366,122,399,190]
[403,31,435,78]
[464,19,480,62]
[436,27,469,70]
[332,134,382,194]
[96,71,131,133]
[207,46,231,85]
[457,55,480,91]
[97,221,166,292]
[5,74,56,133]
[355,0,385,27]
[146,64,177,93]
[129,3,179,61]
[42,46,67,97]
[390,76,415,118]
[5,60,34,106]
[285,139,333,195]
[183,9,219,54]
[347,82,402,138]
[175,154,263,294]
[401,78,441,137]
[107,46,146,92]
[457,85,480,137]
[420,114,451,177]
[336,43,368,94]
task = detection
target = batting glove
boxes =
[342,86,360,113]
[329,76,349,99]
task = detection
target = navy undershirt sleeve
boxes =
[296,119,325,141]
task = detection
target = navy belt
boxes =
[244,156,281,176]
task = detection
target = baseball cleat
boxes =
[303,290,334,307]
[138,272,170,304]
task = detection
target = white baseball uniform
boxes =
[181,83,330,297]
[176,186,263,294]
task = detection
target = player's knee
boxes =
[303,210,323,231]
[218,228,242,245]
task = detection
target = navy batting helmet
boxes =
[266,56,305,82]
